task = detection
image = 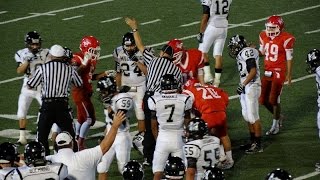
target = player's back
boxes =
[149,93,192,132]
[11,162,68,180]
[203,0,232,28]
[184,136,220,180]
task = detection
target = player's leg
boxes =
[115,134,131,174]
[152,140,170,180]
[198,25,215,84]
[97,145,116,180]
[17,92,33,145]
[266,80,283,135]
[212,28,227,87]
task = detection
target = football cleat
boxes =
[239,143,252,151]
[245,143,263,154]
[266,127,279,136]
[216,159,234,170]
[204,66,214,84]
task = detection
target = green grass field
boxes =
[1,0,320,179]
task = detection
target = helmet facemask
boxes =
[87,46,101,60]
[265,23,281,38]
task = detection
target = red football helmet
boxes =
[265,15,284,38]
[167,39,185,64]
[79,36,101,60]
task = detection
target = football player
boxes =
[71,36,109,150]
[148,74,192,180]
[183,78,234,170]
[265,168,293,180]
[258,15,295,135]
[11,141,68,179]
[0,142,21,179]
[96,76,134,180]
[228,35,263,154]
[184,118,220,179]
[164,156,186,180]
[15,31,50,145]
[305,49,320,171]
[197,0,233,87]
[201,166,225,180]
[114,32,147,156]
[122,160,144,180]
[167,39,205,85]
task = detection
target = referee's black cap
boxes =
[159,44,174,59]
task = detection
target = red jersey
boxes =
[71,52,97,94]
[259,31,295,76]
[176,49,204,83]
[183,83,228,114]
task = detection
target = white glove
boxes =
[81,53,91,66]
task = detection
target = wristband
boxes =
[132,29,138,32]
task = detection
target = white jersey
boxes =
[148,93,193,132]
[46,146,103,180]
[98,92,133,174]
[11,163,68,180]
[104,92,133,132]
[237,47,261,123]
[236,47,261,85]
[0,167,15,180]
[315,67,320,138]
[184,136,220,180]
[113,46,146,86]
[15,48,49,87]
[201,0,232,28]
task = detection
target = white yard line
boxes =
[100,17,122,23]
[0,11,8,15]
[0,0,114,25]
[62,15,84,21]
[140,19,161,25]
[305,29,320,34]
[294,171,320,180]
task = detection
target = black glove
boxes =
[236,83,245,95]
[196,32,203,43]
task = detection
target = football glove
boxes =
[236,83,245,95]
[81,53,91,66]
[197,32,204,43]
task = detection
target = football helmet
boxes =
[227,35,247,59]
[202,166,225,180]
[122,160,144,180]
[25,31,42,54]
[167,39,185,64]
[0,142,19,165]
[122,32,137,57]
[79,36,101,60]
[63,47,73,62]
[96,76,117,104]
[24,141,46,166]
[265,168,293,180]
[306,49,320,74]
[265,15,284,38]
[132,132,144,155]
[164,156,185,180]
[185,118,208,142]
[160,74,180,93]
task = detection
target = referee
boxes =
[125,17,183,166]
[27,44,83,155]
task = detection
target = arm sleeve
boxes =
[27,67,42,88]
[246,58,257,72]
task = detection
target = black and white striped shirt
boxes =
[143,48,182,92]
[27,60,83,99]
